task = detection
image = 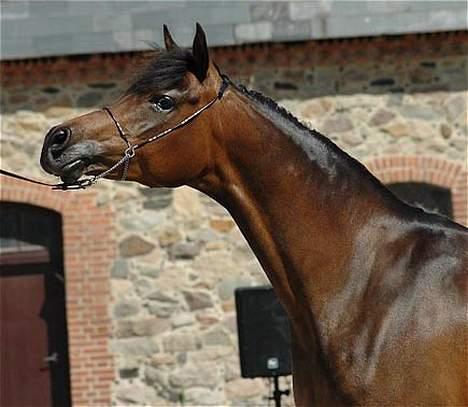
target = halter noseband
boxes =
[0,75,229,191]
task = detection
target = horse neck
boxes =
[195,87,390,327]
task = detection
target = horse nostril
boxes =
[55,130,68,144]
[51,127,70,146]
[48,127,71,158]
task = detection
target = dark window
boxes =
[387,182,453,219]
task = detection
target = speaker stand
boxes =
[270,376,290,407]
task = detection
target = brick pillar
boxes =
[0,179,115,406]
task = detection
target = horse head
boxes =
[40,24,227,188]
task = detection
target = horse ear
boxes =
[163,24,178,50]
[190,23,209,83]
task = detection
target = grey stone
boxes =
[163,333,202,353]
[225,378,266,401]
[223,314,238,334]
[134,278,153,297]
[183,290,214,311]
[322,115,354,133]
[235,22,273,43]
[369,109,395,127]
[224,355,241,381]
[187,228,218,244]
[400,104,439,120]
[92,14,132,32]
[145,365,168,387]
[408,1,466,12]
[150,353,177,367]
[113,31,133,50]
[171,312,196,328]
[168,363,219,388]
[132,4,249,32]
[169,242,201,260]
[29,1,68,16]
[204,24,236,47]
[32,34,74,57]
[114,299,140,319]
[72,32,117,55]
[148,301,177,318]
[1,38,35,60]
[217,277,252,301]
[341,132,364,148]
[272,19,311,41]
[115,355,140,370]
[2,15,93,40]
[146,289,179,303]
[115,320,134,338]
[76,91,103,108]
[440,123,452,139]
[202,326,232,347]
[158,228,183,247]
[139,264,161,278]
[250,2,289,21]
[112,259,129,279]
[132,317,170,336]
[177,352,187,365]
[112,337,159,357]
[120,211,163,231]
[67,1,121,15]
[444,94,466,121]
[1,1,29,19]
[140,187,173,210]
[324,10,466,39]
[289,2,330,21]
[119,235,155,257]
[115,384,159,406]
[184,387,224,406]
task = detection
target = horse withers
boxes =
[40,24,467,406]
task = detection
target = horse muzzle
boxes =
[40,126,97,183]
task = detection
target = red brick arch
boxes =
[364,155,467,226]
[0,178,115,406]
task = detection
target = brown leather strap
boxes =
[0,168,87,190]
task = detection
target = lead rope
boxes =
[0,76,229,191]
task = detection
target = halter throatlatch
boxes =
[0,75,229,191]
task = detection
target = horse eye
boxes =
[150,95,175,111]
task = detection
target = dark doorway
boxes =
[0,203,71,407]
[387,182,454,219]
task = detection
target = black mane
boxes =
[236,85,314,134]
[126,46,195,96]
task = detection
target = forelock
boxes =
[126,46,195,96]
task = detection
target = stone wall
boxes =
[1,34,466,406]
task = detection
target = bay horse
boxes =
[40,24,467,405]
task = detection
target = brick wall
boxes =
[1,31,466,90]
[0,180,115,406]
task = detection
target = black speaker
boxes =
[235,285,291,378]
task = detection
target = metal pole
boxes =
[273,376,281,407]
